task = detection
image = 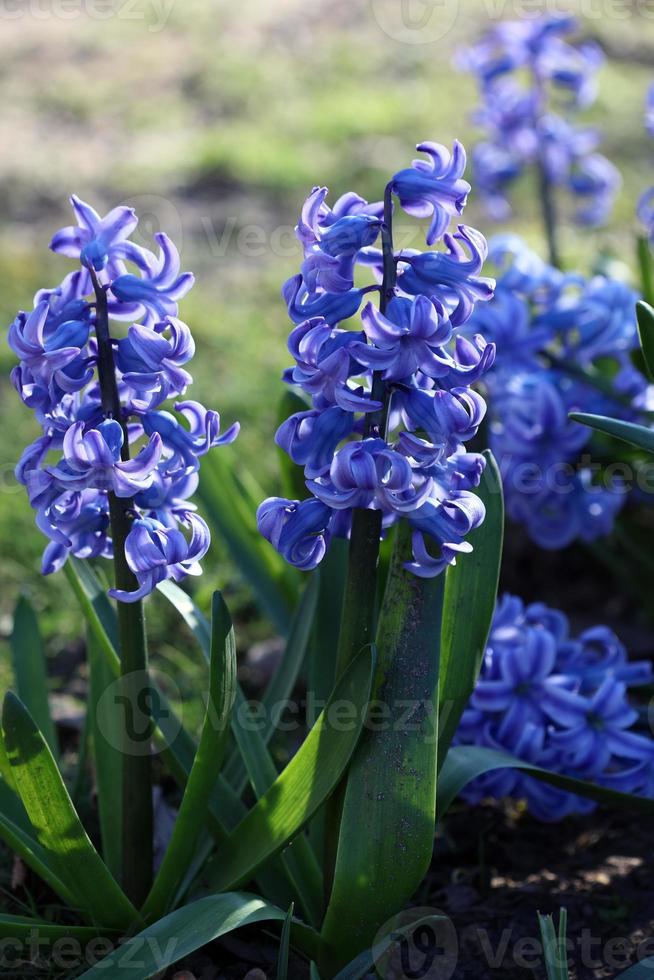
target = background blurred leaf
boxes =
[10,597,57,757]
[199,448,298,634]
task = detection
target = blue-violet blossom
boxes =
[258,140,496,577]
[10,197,239,601]
[457,594,653,821]
[458,15,619,226]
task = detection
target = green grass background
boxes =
[0,0,652,662]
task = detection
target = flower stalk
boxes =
[90,269,153,907]
[333,183,396,682]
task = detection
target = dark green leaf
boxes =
[569,412,654,455]
[0,915,113,941]
[277,902,294,980]
[77,893,319,980]
[638,236,654,307]
[615,957,654,977]
[437,745,654,820]
[320,523,444,972]
[2,693,138,929]
[10,597,57,756]
[223,573,319,794]
[438,451,504,765]
[229,681,324,926]
[88,629,122,879]
[66,560,294,910]
[331,913,448,980]
[142,593,237,921]
[0,779,77,908]
[637,301,654,382]
[204,644,375,894]
[308,542,348,706]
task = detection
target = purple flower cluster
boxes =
[457,594,653,821]
[637,83,654,243]
[10,197,238,601]
[465,235,647,549]
[459,15,620,226]
[258,141,497,577]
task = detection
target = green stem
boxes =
[90,269,153,907]
[333,183,397,681]
[537,155,561,270]
[532,70,561,270]
[325,183,397,901]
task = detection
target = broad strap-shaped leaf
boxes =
[158,574,318,797]
[142,593,237,921]
[224,574,319,794]
[637,301,654,383]
[331,914,450,980]
[77,893,320,980]
[308,542,348,706]
[569,412,654,455]
[65,560,295,910]
[638,236,654,308]
[199,448,298,633]
[615,958,654,978]
[204,645,375,894]
[88,629,123,879]
[438,451,504,766]
[320,523,444,973]
[229,681,324,926]
[2,693,139,930]
[0,778,77,909]
[10,597,58,756]
[437,745,654,820]
[157,578,211,652]
[0,915,112,941]
[156,580,317,916]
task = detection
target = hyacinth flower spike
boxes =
[258,140,496,698]
[459,15,620,266]
[9,196,239,905]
